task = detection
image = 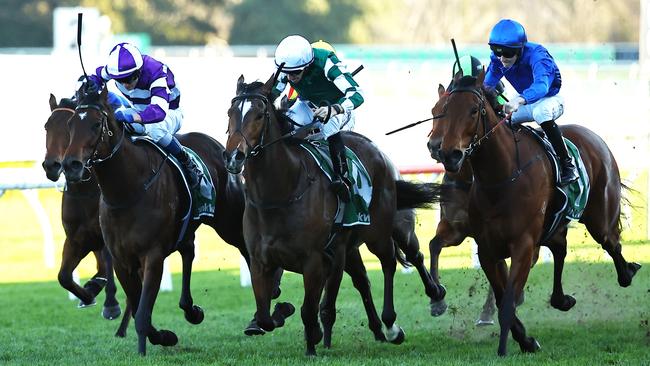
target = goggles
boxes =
[490,46,518,58]
[115,69,140,84]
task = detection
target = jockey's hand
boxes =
[313,104,343,123]
[504,96,525,114]
[114,109,138,123]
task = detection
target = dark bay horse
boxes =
[43,94,121,321]
[59,87,250,354]
[224,75,443,356]
[427,71,640,356]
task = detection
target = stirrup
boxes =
[559,158,578,186]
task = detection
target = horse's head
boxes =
[62,87,117,183]
[428,70,491,173]
[43,94,77,181]
[427,84,450,162]
[224,74,282,174]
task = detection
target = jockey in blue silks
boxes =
[484,19,579,186]
[85,42,203,188]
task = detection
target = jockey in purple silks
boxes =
[86,42,203,188]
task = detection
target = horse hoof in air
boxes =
[102,304,121,320]
[618,262,642,287]
[271,302,296,328]
[550,294,576,311]
[183,304,204,325]
[243,318,266,336]
[150,329,178,347]
[430,299,448,317]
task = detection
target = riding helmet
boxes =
[105,42,144,79]
[274,35,314,72]
[488,19,527,48]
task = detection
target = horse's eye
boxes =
[471,107,479,115]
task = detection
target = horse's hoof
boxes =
[102,304,121,320]
[244,318,266,336]
[374,332,387,342]
[475,318,495,326]
[115,329,126,338]
[430,299,448,317]
[272,302,295,327]
[157,330,178,347]
[388,327,405,345]
[520,337,541,353]
[184,305,204,325]
[78,299,97,308]
[551,295,576,312]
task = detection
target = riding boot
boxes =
[163,137,203,189]
[540,120,579,186]
[327,133,352,203]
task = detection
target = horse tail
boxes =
[395,180,443,210]
[393,241,410,268]
[619,182,636,232]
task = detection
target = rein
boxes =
[75,103,126,167]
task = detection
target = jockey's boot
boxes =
[163,136,203,189]
[541,120,579,186]
[327,133,352,203]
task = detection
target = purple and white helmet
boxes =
[105,43,143,79]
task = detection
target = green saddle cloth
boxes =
[184,148,216,220]
[299,140,372,226]
[563,139,590,220]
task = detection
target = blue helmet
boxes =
[488,19,527,48]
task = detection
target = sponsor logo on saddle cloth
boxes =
[300,140,372,227]
[130,136,216,220]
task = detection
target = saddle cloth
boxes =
[299,140,372,227]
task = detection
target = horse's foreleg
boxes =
[137,255,178,355]
[475,286,496,326]
[344,248,385,342]
[58,239,96,306]
[320,244,346,349]
[478,251,508,356]
[177,233,204,325]
[301,254,326,356]
[374,239,404,345]
[428,222,465,316]
[115,298,131,338]
[112,262,143,350]
[100,247,121,320]
[503,245,539,355]
[546,228,576,311]
[251,259,276,333]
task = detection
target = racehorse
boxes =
[224,75,443,356]
[59,87,257,354]
[427,71,641,356]
[427,86,539,324]
[43,94,121,321]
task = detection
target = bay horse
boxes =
[427,71,641,355]
[59,87,255,354]
[43,94,121,321]
[427,86,538,323]
[224,75,443,356]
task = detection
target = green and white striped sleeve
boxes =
[324,54,364,112]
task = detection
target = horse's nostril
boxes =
[235,150,245,161]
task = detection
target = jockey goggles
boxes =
[114,69,141,84]
[490,46,518,58]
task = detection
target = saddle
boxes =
[522,125,590,243]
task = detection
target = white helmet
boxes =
[274,35,314,72]
[105,42,144,79]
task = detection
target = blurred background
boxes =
[1,0,649,282]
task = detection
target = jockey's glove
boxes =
[504,96,525,114]
[114,109,138,123]
[313,104,344,122]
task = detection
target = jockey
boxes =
[271,35,365,202]
[484,19,579,186]
[452,54,507,108]
[85,42,203,188]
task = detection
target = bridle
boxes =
[74,103,125,167]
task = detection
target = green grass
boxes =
[0,261,648,365]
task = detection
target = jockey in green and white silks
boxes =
[271,35,365,202]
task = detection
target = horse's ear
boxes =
[49,94,57,111]
[237,75,245,94]
[437,84,445,98]
[262,73,275,94]
[99,86,108,105]
[477,68,486,86]
[452,70,463,83]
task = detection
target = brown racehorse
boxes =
[427,71,640,356]
[59,87,258,354]
[427,86,539,323]
[43,95,121,321]
[224,75,443,356]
